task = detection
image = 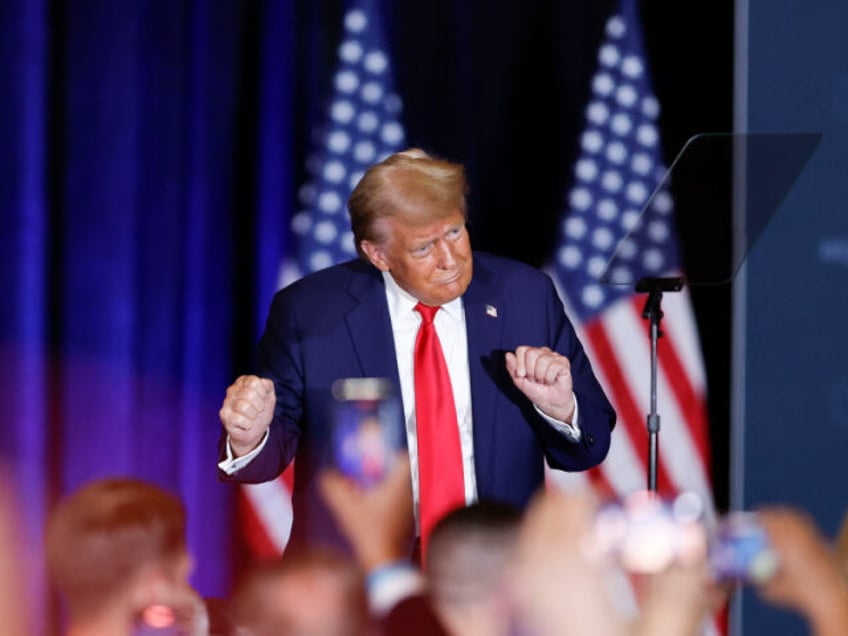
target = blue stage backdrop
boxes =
[1,3,290,630]
[733,0,848,634]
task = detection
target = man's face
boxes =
[362,209,473,306]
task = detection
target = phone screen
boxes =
[331,378,403,487]
[710,512,779,583]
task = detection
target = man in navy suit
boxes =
[218,149,615,552]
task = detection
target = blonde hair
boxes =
[348,148,467,257]
[45,478,187,619]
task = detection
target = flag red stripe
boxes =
[238,488,283,560]
[656,332,711,470]
[588,465,618,501]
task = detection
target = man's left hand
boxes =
[505,346,576,424]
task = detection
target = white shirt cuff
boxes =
[534,394,581,442]
[217,428,270,475]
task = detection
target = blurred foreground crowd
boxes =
[3,459,847,636]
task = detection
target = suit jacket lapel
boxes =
[343,263,403,394]
[341,257,506,489]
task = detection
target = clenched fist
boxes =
[219,375,275,457]
[505,346,576,424]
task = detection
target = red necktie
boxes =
[414,302,465,559]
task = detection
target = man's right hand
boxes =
[219,375,275,457]
[319,455,414,572]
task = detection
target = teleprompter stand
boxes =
[635,276,684,493]
[600,132,821,494]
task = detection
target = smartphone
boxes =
[330,378,404,487]
[709,512,779,583]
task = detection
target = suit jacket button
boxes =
[587,434,595,446]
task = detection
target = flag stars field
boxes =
[290,0,406,279]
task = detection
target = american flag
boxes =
[240,0,406,559]
[545,0,719,629]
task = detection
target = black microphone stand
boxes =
[635,276,684,493]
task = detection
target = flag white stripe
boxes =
[661,290,707,394]
[599,422,653,495]
[243,479,293,552]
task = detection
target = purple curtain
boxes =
[0,1,296,631]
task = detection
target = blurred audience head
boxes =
[45,477,204,635]
[230,547,371,636]
[424,500,521,636]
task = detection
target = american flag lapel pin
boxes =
[485,304,498,318]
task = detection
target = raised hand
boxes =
[219,375,275,456]
[505,346,576,424]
